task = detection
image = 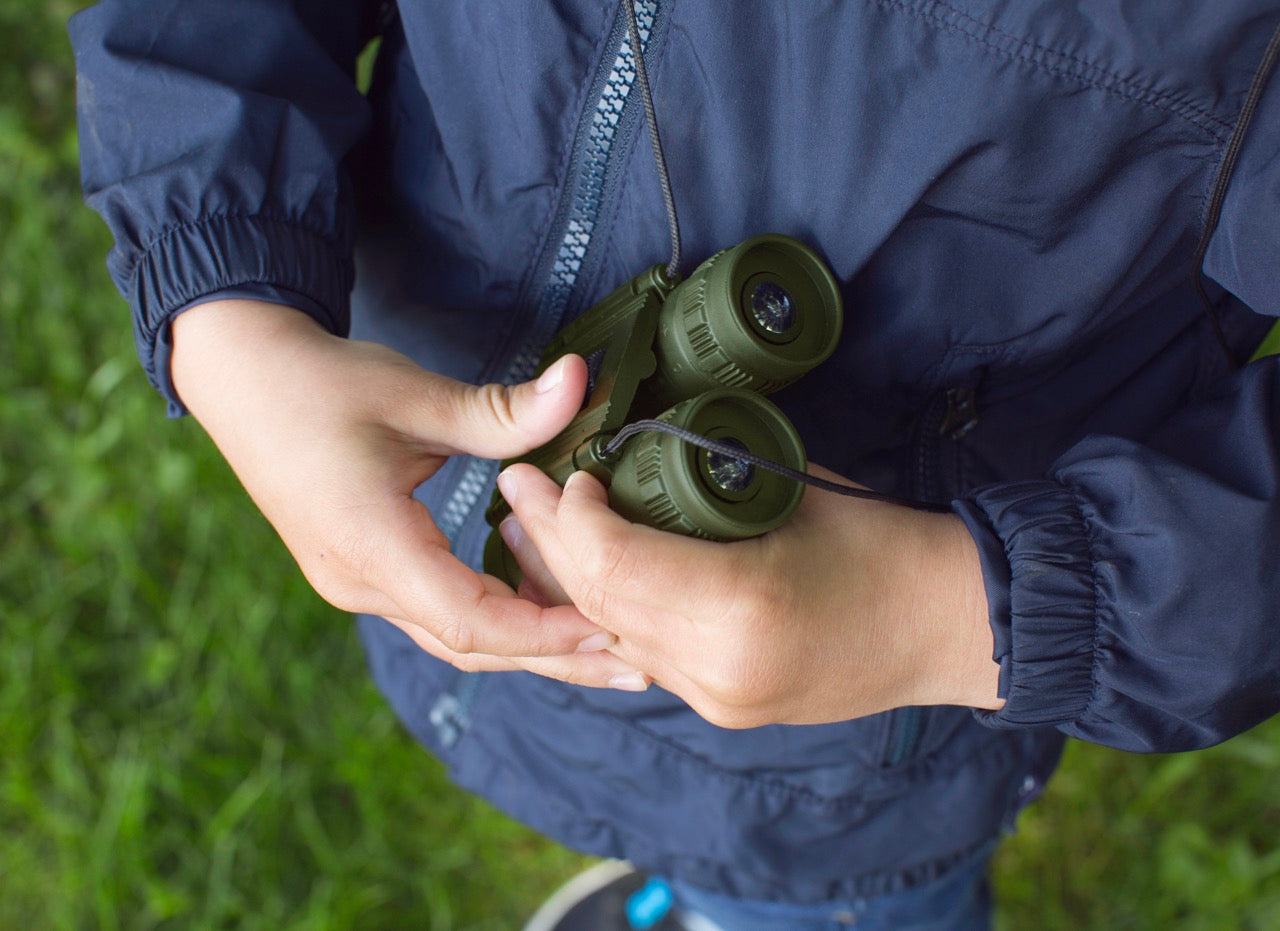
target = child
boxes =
[72,2,1280,925]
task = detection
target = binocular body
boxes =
[483,234,843,586]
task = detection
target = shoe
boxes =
[523,860,685,931]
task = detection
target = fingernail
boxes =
[497,469,517,506]
[576,631,617,653]
[608,672,649,692]
[535,357,567,394]
[499,516,523,550]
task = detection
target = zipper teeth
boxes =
[439,463,493,540]
[542,0,657,345]
[914,393,946,503]
[436,1,659,542]
[890,392,953,768]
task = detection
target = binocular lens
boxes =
[703,439,755,495]
[747,281,796,338]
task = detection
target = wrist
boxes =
[170,298,328,421]
[903,512,1005,711]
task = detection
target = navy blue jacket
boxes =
[73,0,1280,902]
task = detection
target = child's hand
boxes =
[498,462,1006,727]
[170,299,643,689]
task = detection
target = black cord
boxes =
[614,1,948,515]
[1190,21,1280,371]
[622,1,682,280]
[602,420,953,513]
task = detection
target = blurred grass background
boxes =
[2,1,1279,928]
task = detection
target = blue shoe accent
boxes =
[626,877,674,930]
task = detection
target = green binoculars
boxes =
[483,234,844,587]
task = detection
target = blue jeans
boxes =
[666,846,994,931]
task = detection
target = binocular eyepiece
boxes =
[483,234,843,587]
[648,234,845,403]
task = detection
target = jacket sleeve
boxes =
[70,0,373,415]
[955,62,1280,753]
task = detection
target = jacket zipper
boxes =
[430,1,663,746]
[938,387,979,441]
[435,0,661,544]
[914,387,977,503]
[885,386,979,767]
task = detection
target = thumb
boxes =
[422,354,588,459]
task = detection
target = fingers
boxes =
[500,516,573,606]
[500,463,812,726]
[502,465,741,619]
[385,540,608,658]
[308,494,610,659]
[382,616,649,691]
[400,355,589,460]
[170,312,631,674]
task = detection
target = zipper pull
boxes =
[374,0,399,34]
[429,693,467,749]
[938,387,979,440]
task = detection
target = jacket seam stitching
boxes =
[872,0,1233,141]
[509,765,997,900]
[1196,128,1232,231]
[1191,22,1280,239]
[607,715,872,812]
[561,688,1016,812]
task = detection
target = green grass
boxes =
[0,4,587,928]
[3,2,1280,927]
[993,727,1280,930]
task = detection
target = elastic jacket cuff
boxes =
[125,213,353,407]
[954,480,1098,730]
